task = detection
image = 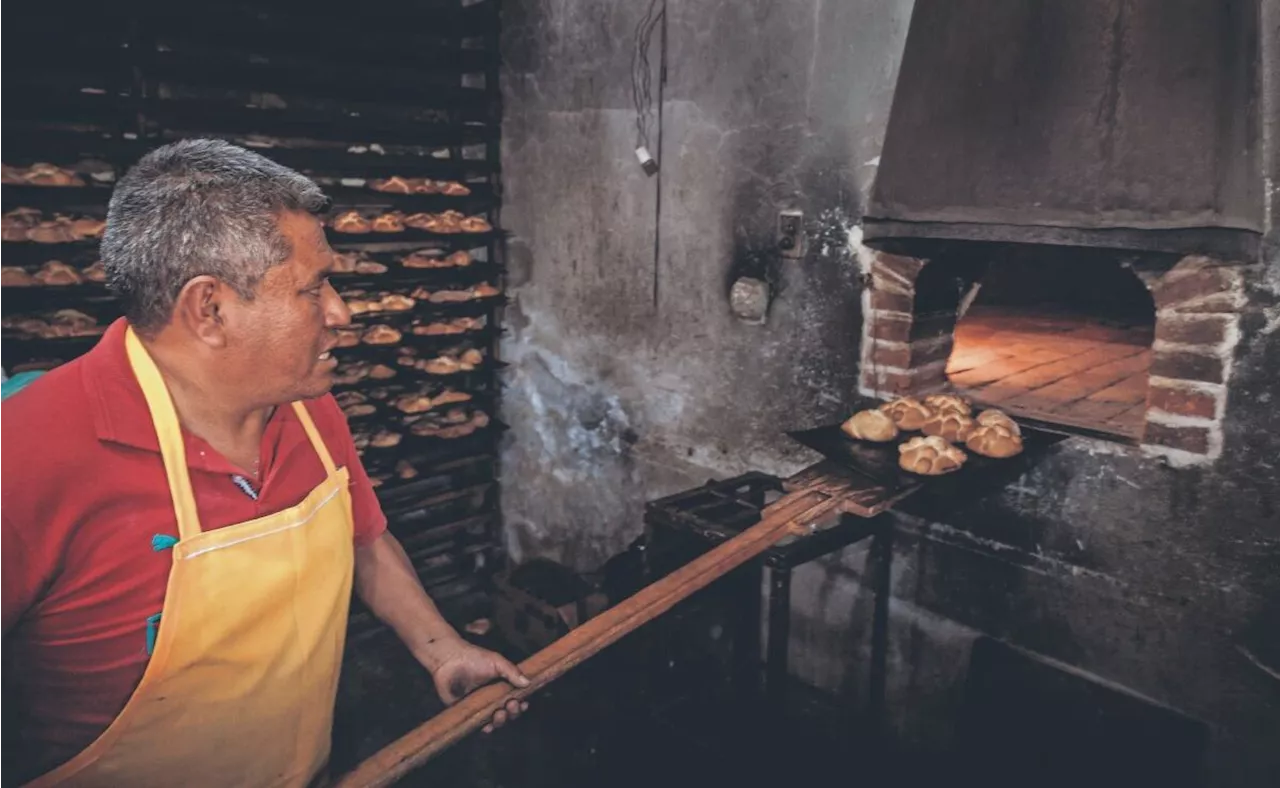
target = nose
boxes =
[323,281,352,328]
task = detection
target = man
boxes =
[2,139,527,787]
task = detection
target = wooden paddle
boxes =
[333,462,902,788]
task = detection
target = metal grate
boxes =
[2,0,508,616]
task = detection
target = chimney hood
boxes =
[862,0,1263,262]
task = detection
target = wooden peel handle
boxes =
[332,489,842,788]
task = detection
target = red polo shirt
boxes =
[2,318,387,779]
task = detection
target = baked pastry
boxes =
[966,424,1024,458]
[412,180,441,195]
[459,348,484,368]
[2,223,28,242]
[459,215,492,233]
[2,267,37,286]
[394,394,434,414]
[438,181,471,196]
[334,328,362,348]
[924,393,972,417]
[445,251,472,267]
[335,391,368,408]
[355,260,389,275]
[1,164,24,185]
[369,363,397,380]
[342,403,377,418]
[369,176,414,194]
[880,397,933,431]
[428,288,473,304]
[351,431,371,451]
[370,430,402,448]
[898,436,967,476]
[81,260,108,283]
[471,283,500,298]
[3,317,50,338]
[371,213,404,233]
[71,218,106,239]
[362,325,402,345]
[414,317,481,336]
[25,163,83,187]
[403,212,435,230]
[331,211,371,234]
[34,261,83,286]
[432,388,472,406]
[920,410,976,443]
[423,356,463,375]
[332,251,362,272]
[841,409,898,442]
[396,460,418,480]
[379,294,415,312]
[975,409,1021,436]
[47,309,100,337]
[401,250,448,269]
[346,299,379,316]
[29,220,77,244]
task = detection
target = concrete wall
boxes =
[499,1,1280,785]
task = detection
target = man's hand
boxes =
[421,637,531,733]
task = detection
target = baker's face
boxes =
[224,211,351,403]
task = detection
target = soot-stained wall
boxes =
[498,0,912,565]
[499,1,1280,784]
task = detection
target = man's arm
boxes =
[353,530,529,731]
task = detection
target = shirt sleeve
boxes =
[307,396,388,548]
[2,512,46,635]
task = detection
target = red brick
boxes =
[872,253,926,284]
[862,368,916,395]
[862,366,943,396]
[1143,422,1211,454]
[1154,315,1230,346]
[870,342,912,368]
[1149,350,1225,384]
[1152,267,1241,310]
[910,312,958,341]
[869,313,912,342]
[870,289,914,313]
[1147,386,1218,419]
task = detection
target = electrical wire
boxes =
[631,0,665,151]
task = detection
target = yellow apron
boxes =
[27,327,355,788]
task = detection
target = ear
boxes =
[172,275,229,348]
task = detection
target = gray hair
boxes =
[101,139,327,331]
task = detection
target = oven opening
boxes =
[945,249,1155,442]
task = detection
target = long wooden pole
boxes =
[333,487,847,788]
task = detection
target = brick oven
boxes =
[858,0,1262,465]
[858,248,1247,460]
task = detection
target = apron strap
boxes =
[290,401,338,476]
[124,327,204,541]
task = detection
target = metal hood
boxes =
[862,0,1263,261]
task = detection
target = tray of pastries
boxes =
[788,393,1061,495]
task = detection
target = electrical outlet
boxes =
[777,209,804,259]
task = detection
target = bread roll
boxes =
[459,215,492,233]
[3,267,37,286]
[841,409,899,442]
[361,325,402,345]
[331,210,372,234]
[34,261,83,286]
[920,410,976,443]
[966,424,1024,458]
[924,393,972,417]
[898,436,967,476]
[371,213,404,233]
[976,409,1021,436]
[880,397,933,431]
